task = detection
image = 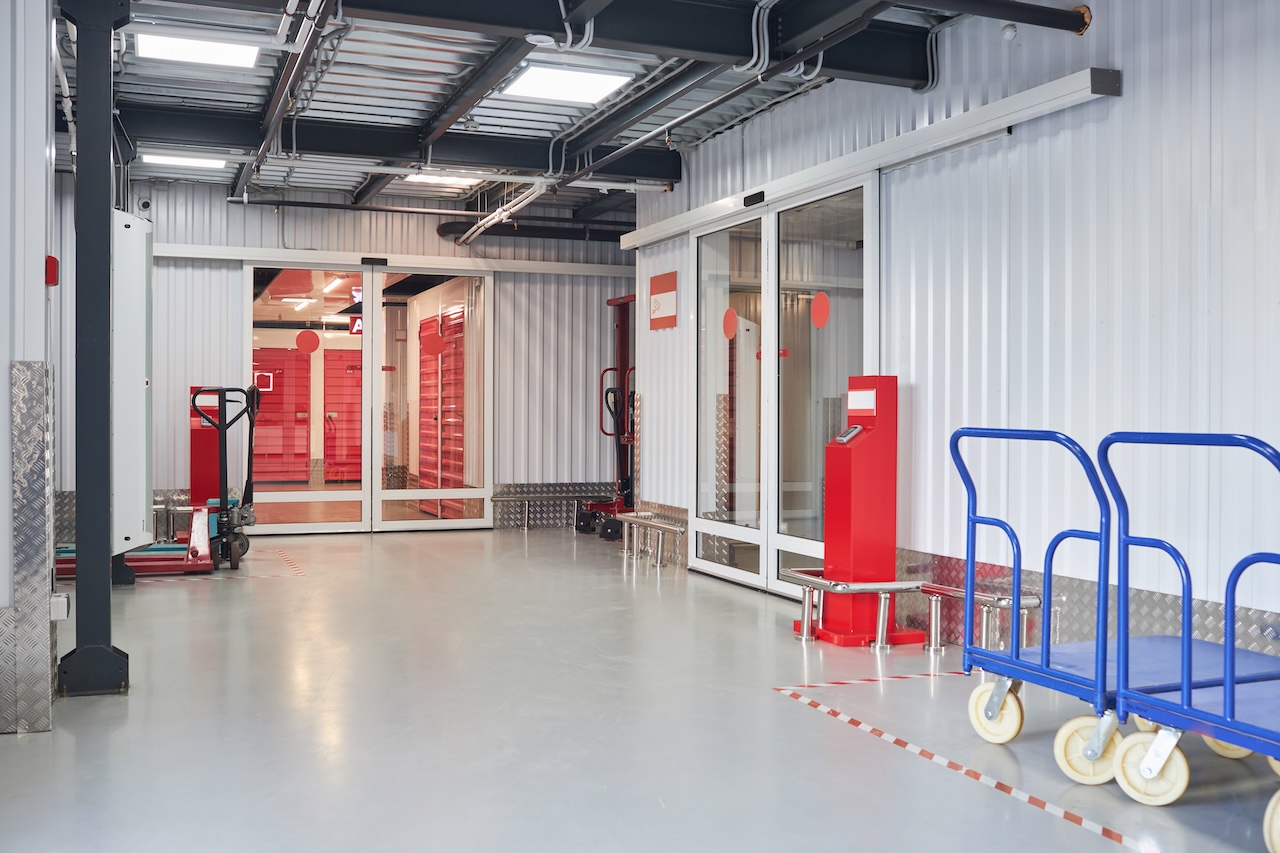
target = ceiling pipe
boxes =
[436,221,624,243]
[226,196,636,227]
[554,1,896,190]
[457,184,547,244]
[924,1,1090,33]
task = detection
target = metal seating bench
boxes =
[615,512,685,571]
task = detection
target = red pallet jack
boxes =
[56,385,259,582]
[579,295,635,534]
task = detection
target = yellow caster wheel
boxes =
[1132,715,1159,732]
[1113,732,1190,806]
[1054,716,1122,785]
[1267,755,1280,778]
[968,681,1024,745]
[1265,789,1280,853]
[1202,735,1253,760]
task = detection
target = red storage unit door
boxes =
[324,349,363,482]
[251,348,311,483]
[418,313,465,518]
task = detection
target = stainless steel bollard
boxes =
[796,587,815,642]
[870,591,892,651]
[924,594,945,653]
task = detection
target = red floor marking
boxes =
[776,689,1152,852]
[273,549,307,576]
[777,671,965,690]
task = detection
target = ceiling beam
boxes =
[232,0,338,196]
[573,190,635,221]
[184,0,929,86]
[564,0,617,28]
[354,37,534,204]
[774,0,895,52]
[115,104,682,182]
[566,61,726,159]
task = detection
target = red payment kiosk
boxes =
[814,376,924,647]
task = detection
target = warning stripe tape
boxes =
[273,549,307,577]
[775,689,1148,852]
[778,671,965,690]
[59,574,299,586]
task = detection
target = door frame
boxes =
[685,170,880,597]
[246,260,495,535]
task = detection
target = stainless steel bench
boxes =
[615,512,685,571]
[919,582,1042,654]
[780,568,922,651]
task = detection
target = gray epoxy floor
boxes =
[0,530,1273,852]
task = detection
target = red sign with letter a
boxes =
[349,316,363,335]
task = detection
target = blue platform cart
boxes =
[1099,432,1280,838]
[951,428,1280,788]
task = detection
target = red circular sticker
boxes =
[295,330,320,353]
[722,307,738,340]
[422,333,446,357]
[812,291,831,329]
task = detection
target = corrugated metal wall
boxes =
[52,176,635,490]
[494,274,631,484]
[637,0,1280,609]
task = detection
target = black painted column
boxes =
[57,0,132,696]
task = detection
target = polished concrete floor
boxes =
[1,530,1275,852]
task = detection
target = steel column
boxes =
[58,0,132,697]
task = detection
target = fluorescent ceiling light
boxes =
[280,297,316,304]
[404,173,483,188]
[141,153,227,170]
[321,315,349,323]
[503,66,630,105]
[322,278,344,293]
[136,33,260,68]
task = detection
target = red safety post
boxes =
[189,386,221,508]
[814,375,925,647]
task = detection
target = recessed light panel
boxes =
[136,33,260,68]
[141,153,228,169]
[503,66,630,105]
[403,174,483,188]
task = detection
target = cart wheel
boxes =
[967,681,1024,744]
[1132,715,1159,733]
[228,535,241,571]
[236,532,251,556]
[1054,715,1122,785]
[1266,789,1280,853]
[1267,755,1280,778]
[1201,735,1253,759]
[1113,732,1190,806]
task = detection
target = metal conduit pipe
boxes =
[457,184,547,244]
[226,197,637,228]
[436,221,626,243]
[925,2,1090,33]
[554,0,896,190]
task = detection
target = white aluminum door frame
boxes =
[370,266,495,531]
[686,171,880,597]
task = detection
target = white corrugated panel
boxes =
[637,0,1280,609]
[634,237,691,508]
[494,273,632,483]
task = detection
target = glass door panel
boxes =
[251,267,370,531]
[374,272,491,529]
[693,219,764,581]
[776,187,865,543]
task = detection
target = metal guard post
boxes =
[951,428,1112,711]
[1099,431,1280,721]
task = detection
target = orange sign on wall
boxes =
[650,271,677,330]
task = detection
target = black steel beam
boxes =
[573,191,635,221]
[117,104,682,182]
[774,0,895,52]
[232,0,337,196]
[565,0,617,28]
[567,61,727,158]
[921,1,1090,33]
[355,38,534,205]
[184,0,930,85]
[58,0,132,697]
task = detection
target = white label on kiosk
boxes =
[848,389,876,417]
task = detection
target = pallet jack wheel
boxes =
[228,535,242,571]
[1054,715,1121,785]
[236,532,251,556]
[1201,735,1253,759]
[1113,731,1190,806]
[967,681,1023,745]
[1266,789,1280,853]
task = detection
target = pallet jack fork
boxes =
[191,385,260,570]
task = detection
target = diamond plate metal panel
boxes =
[3,363,55,733]
[492,483,614,529]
